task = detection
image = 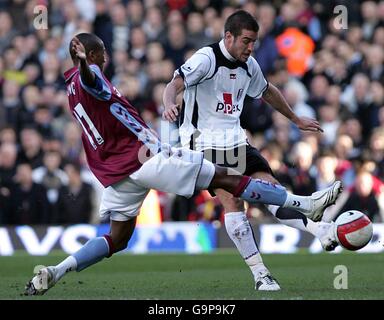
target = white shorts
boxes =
[99,146,215,221]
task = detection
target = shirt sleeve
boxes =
[247,58,269,99]
[175,50,212,88]
[79,64,112,101]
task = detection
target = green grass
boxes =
[1,250,383,300]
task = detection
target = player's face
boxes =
[97,45,107,70]
[91,45,107,70]
[226,29,258,62]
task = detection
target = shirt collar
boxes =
[63,66,78,82]
[219,39,236,62]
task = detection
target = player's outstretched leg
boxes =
[235,178,343,222]
[267,205,339,251]
[210,168,343,222]
[24,218,134,296]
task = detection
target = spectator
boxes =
[0,142,18,188]
[265,111,300,157]
[283,82,315,119]
[17,126,44,168]
[93,0,113,59]
[37,53,65,89]
[324,85,349,119]
[163,22,193,68]
[0,11,17,54]
[369,127,384,181]
[56,162,94,224]
[288,141,317,195]
[129,27,147,62]
[62,121,83,164]
[361,1,381,41]
[253,3,279,74]
[17,85,40,131]
[329,169,384,223]
[333,134,355,187]
[142,6,166,43]
[8,162,50,224]
[126,0,145,28]
[260,142,293,190]
[317,104,341,146]
[315,149,339,191]
[363,44,384,83]
[32,150,68,221]
[205,15,224,42]
[0,125,17,145]
[289,0,322,42]
[1,80,21,128]
[338,116,364,150]
[0,141,18,224]
[186,12,211,49]
[307,75,329,111]
[33,104,55,139]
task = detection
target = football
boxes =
[334,210,373,251]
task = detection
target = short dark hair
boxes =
[64,161,82,175]
[224,10,259,37]
[69,33,103,60]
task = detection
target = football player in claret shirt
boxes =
[163,10,343,290]
[24,33,342,295]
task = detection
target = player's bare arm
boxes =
[262,83,324,133]
[162,75,185,122]
[71,37,96,87]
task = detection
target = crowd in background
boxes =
[0,0,383,225]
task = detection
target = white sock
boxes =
[224,211,265,278]
[268,204,319,236]
[267,205,279,216]
[305,219,321,237]
[55,256,77,281]
[283,193,311,212]
[246,255,267,279]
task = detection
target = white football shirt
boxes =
[175,40,268,151]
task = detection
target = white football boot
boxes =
[317,221,339,251]
[24,266,58,296]
[254,268,281,291]
[298,181,343,222]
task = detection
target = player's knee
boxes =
[222,198,244,211]
[109,216,137,254]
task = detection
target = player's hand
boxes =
[71,37,86,61]
[295,116,324,133]
[162,104,180,122]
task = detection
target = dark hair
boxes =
[224,10,259,37]
[69,33,103,60]
[65,161,82,174]
[318,148,337,159]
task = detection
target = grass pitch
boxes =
[1,250,383,300]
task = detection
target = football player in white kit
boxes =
[163,10,340,291]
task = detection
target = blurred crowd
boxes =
[0,0,383,225]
